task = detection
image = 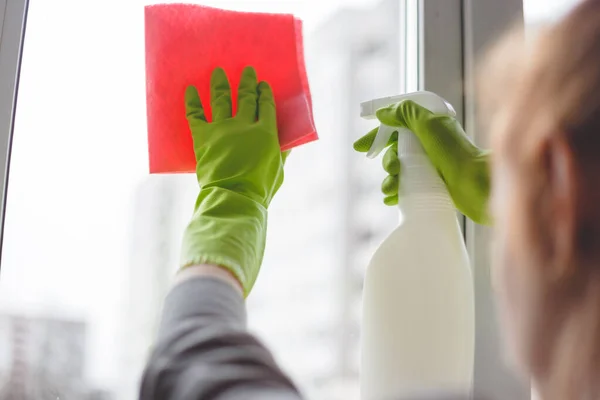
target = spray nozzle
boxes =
[359,91,456,158]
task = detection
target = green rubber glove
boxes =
[180,66,287,296]
[354,100,491,225]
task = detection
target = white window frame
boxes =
[0,0,28,257]
[462,1,527,398]
[418,0,528,398]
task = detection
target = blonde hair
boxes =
[479,1,600,398]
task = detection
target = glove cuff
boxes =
[180,187,267,297]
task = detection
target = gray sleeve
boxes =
[139,277,304,400]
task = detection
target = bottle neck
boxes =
[396,128,454,215]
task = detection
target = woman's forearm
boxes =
[174,264,243,296]
[140,271,302,400]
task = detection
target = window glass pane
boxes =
[0,0,414,399]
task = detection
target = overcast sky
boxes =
[0,0,583,393]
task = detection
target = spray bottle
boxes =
[359,91,474,400]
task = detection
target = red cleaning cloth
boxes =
[145,4,318,173]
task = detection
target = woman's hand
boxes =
[181,66,288,296]
[354,100,491,225]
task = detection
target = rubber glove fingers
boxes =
[256,79,288,164]
[236,66,259,123]
[354,127,401,206]
[185,85,206,124]
[381,145,400,205]
[257,80,277,131]
[210,67,233,121]
[375,99,430,130]
[185,66,264,122]
[382,144,400,175]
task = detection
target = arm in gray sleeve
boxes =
[139,277,304,400]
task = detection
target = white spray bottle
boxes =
[359,91,474,400]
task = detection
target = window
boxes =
[0,0,410,399]
[3,1,577,399]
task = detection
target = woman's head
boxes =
[481,0,600,397]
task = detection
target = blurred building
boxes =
[117,174,197,400]
[0,314,107,399]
